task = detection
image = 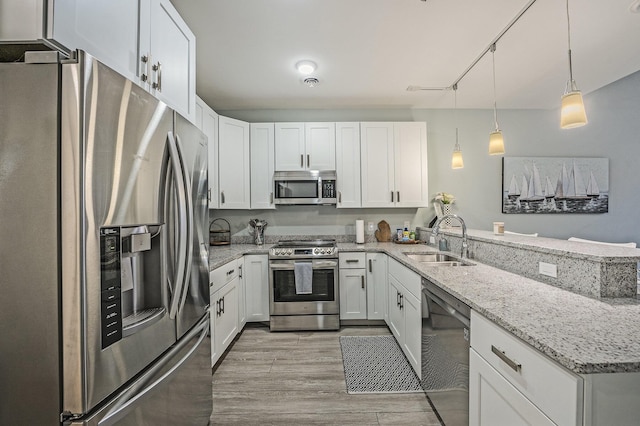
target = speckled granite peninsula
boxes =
[209,231,640,374]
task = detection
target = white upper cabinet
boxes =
[360,122,428,208]
[394,122,428,207]
[275,122,335,171]
[218,116,250,209]
[250,123,276,209]
[196,97,219,209]
[335,123,361,208]
[361,123,395,207]
[274,123,305,171]
[51,0,140,82]
[305,123,336,170]
[139,0,196,122]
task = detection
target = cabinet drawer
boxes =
[388,257,421,298]
[470,311,583,426]
[339,252,366,269]
[210,260,240,293]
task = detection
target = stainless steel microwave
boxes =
[273,171,337,205]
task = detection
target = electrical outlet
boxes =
[429,236,436,244]
[367,222,374,232]
[539,262,557,278]
[403,221,410,229]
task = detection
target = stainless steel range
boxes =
[269,240,340,331]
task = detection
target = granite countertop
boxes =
[208,241,640,374]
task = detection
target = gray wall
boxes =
[215,70,640,245]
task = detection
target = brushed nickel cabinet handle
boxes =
[391,191,394,202]
[140,54,149,82]
[338,191,342,203]
[208,188,211,203]
[368,259,372,273]
[346,259,359,263]
[270,192,274,204]
[152,62,162,92]
[300,155,304,168]
[491,345,522,372]
[221,191,225,204]
[307,154,310,168]
[397,191,400,203]
[361,275,365,289]
[399,293,404,309]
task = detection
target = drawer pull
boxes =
[491,345,521,372]
[345,259,359,263]
[361,275,365,289]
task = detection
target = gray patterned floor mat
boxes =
[339,335,423,394]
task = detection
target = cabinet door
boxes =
[361,123,395,207]
[237,260,246,330]
[366,253,387,320]
[335,123,361,208]
[250,123,276,209]
[244,255,270,322]
[470,349,554,426]
[394,122,428,207]
[305,122,336,170]
[52,0,139,81]
[339,269,367,320]
[216,278,239,351]
[402,290,421,378]
[387,275,403,340]
[209,285,219,367]
[274,123,305,171]
[196,97,219,209]
[218,116,250,209]
[142,0,196,122]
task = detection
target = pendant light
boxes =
[488,44,505,155]
[451,84,464,169]
[560,0,587,129]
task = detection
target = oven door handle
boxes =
[269,260,338,270]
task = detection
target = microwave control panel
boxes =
[322,180,336,199]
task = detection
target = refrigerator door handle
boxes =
[174,134,194,317]
[167,131,189,320]
[98,314,210,426]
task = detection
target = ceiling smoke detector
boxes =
[303,77,319,88]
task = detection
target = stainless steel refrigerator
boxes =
[0,49,211,425]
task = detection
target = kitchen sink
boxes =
[404,252,474,266]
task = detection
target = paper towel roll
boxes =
[356,220,365,244]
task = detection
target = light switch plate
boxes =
[368,222,374,232]
[429,236,436,244]
[404,221,410,229]
[539,261,557,278]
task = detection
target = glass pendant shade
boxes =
[560,89,587,129]
[488,130,505,155]
[451,147,464,169]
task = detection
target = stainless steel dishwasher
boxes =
[421,278,470,426]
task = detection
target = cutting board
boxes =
[374,220,392,242]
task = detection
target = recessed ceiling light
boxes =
[296,60,316,75]
[631,0,640,13]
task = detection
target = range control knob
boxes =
[287,249,293,255]
[314,248,320,254]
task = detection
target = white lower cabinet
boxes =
[244,254,270,322]
[209,261,240,367]
[339,253,367,320]
[470,349,554,426]
[470,310,583,426]
[237,258,246,331]
[365,253,387,320]
[387,258,421,378]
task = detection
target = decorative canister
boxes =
[440,203,453,228]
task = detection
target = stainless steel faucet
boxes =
[431,214,468,259]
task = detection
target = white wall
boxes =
[215,70,640,245]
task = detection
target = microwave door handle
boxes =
[98,315,209,426]
[175,134,194,316]
[166,132,188,320]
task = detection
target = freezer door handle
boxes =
[175,134,194,317]
[167,132,190,320]
[98,314,210,426]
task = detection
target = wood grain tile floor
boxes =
[210,325,443,425]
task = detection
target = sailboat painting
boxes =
[502,157,608,214]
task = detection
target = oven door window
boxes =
[272,269,335,302]
[275,180,319,199]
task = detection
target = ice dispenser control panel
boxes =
[100,227,123,348]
